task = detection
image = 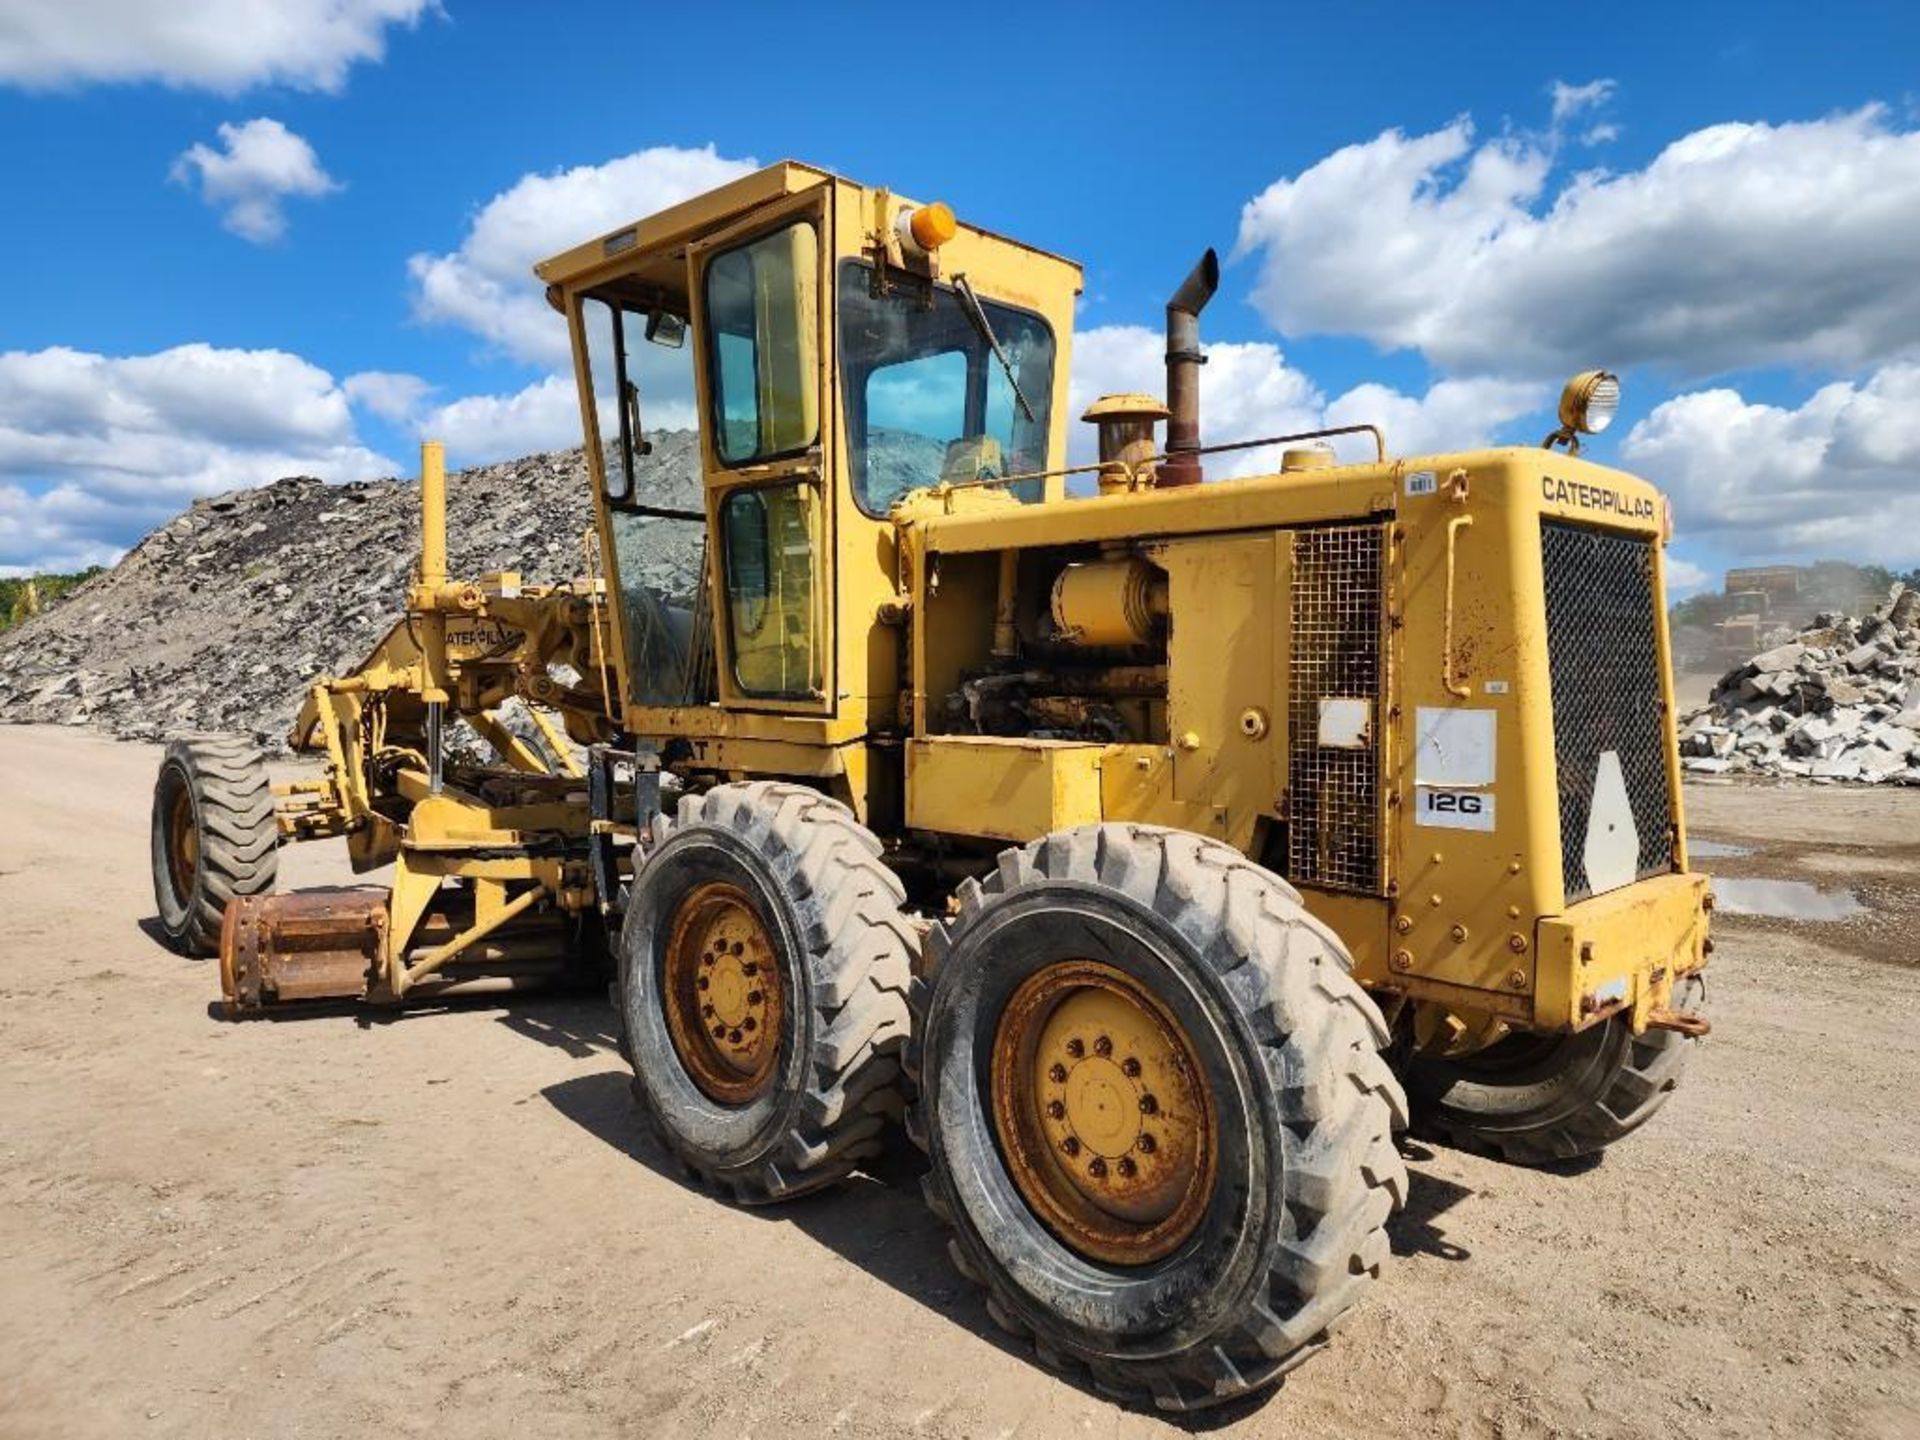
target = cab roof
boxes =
[532,159,1083,298]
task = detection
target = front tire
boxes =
[909,825,1407,1412]
[617,782,914,1202]
[150,736,278,956]
[1402,975,1705,1165]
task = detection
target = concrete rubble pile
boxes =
[1679,583,1920,784]
[0,437,702,751]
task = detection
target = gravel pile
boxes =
[0,437,702,750]
[1679,584,1920,783]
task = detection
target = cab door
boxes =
[688,191,835,716]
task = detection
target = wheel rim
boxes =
[991,960,1216,1266]
[165,781,199,903]
[662,882,784,1105]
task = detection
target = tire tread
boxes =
[151,735,278,955]
[622,781,913,1203]
[907,822,1407,1412]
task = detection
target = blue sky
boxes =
[3,0,1918,591]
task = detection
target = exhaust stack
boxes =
[1160,248,1219,487]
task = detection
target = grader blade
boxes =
[220,890,387,1015]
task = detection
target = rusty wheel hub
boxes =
[663,882,783,1105]
[992,960,1216,1265]
[166,784,199,900]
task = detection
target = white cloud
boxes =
[408,144,758,368]
[1664,555,1712,597]
[344,370,434,423]
[1550,78,1616,125]
[345,369,691,470]
[0,344,393,571]
[418,375,594,467]
[1067,325,1545,477]
[0,0,434,93]
[391,145,750,468]
[171,118,339,243]
[1324,377,1549,456]
[1235,106,1920,378]
[1621,363,1920,565]
[1067,326,1322,468]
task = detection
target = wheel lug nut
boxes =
[1046,1100,1065,1120]
[747,989,763,1004]
[701,1003,714,1018]
[696,975,709,991]
[1139,1094,1158,1115]
[1087,1158,1107,1179]
[1122,1057,1141,1078]
[1061,1136,1081,1157]
[1117,1156,1137,1178]
[1065,1038,1084,1059]
[712,1024,726,1038]
[1137,1133,1157,1154]
[1048,1063,1067,1083]
[1093,1035,1112,1057]
[742,961,759,976]
[732,942,746,957]
[728,1028,743,1044]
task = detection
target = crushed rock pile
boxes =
[1679,584,1920,783]
[0,435,702,750]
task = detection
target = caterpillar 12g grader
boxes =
[150,161,1711,1411]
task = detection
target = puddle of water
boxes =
[1688,838,1754,859]
[1712,877,1866,921]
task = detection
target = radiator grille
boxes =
[1541,521,1675,901]
[1288,524,1388,892]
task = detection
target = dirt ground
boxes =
[2,725,1917,1440]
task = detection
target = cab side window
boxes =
[703,223,820,465]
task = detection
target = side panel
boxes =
[1153,534,1279,838]
[1389,460,1560,999]
[905,736,1106,841]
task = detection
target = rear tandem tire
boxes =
[616,782,914,1203]
[1402,975,1706,1165]
[908,824,1408,1413]
[149,736,279,957]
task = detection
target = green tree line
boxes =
[0,569,103,633]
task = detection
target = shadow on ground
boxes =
[1388,1144,1476,1262]
[495,999,622,1059]
[539,1055,1482,1430]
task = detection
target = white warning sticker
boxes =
[1405,469,1437,497]
[1414,707,1497,787]
[1415,787,1496,831]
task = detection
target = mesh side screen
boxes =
[1287,525,1387,892]
[1541,521,1675,901]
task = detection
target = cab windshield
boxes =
[837,261,1055,516]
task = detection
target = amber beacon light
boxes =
[898,201,956,255]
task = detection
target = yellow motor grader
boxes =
[149,161,1710,1411]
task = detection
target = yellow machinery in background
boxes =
[150,162,1710,1412]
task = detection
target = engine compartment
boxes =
[930,545,1171,748]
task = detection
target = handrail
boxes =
[922,423,1390,500]
[1443,514,1475,699]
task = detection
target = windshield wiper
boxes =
[953,273,1035,423]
